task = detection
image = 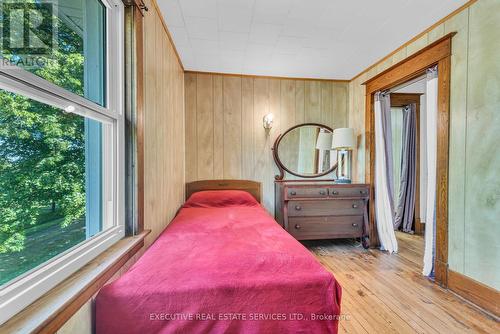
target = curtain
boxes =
[381,94,395,215]
[423,66,438,276]
[419,97,428,223]
[394,104,417,233]
[391,108,404,203]
[374,92,398,253]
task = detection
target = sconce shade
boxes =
[316,131,333,150]
[332,128,355,149]
[263,113,274,129]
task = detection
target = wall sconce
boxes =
[263,113,274,129]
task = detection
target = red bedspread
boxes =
[96,191,341,333]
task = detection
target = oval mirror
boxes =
[273,123,337,179]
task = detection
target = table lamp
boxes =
[332,128,355,183]
[315,131,333,173]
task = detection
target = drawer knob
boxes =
[352,223,358,227]
[360,190,367,194]
[319,190,326,195]
[352,204,358,209]
[295,224,301,230]
[332,191,339,195]
[295,205,302,211]
[290,191,296,196]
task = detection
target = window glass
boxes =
[0,0,106,106]
[0,0,123,324]
[0,89,104,286]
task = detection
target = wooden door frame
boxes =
[362,33,455,287]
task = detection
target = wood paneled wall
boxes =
[185,73,348,213]
[143,0,185,246]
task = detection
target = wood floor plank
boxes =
[316,250,434,334]
[338,252,454,333]
[321,254,440,333]
[341,240,496,334]
[358,237,498,333]
[306,233,500,334]
[336,285,375,334]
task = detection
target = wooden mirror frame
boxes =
[272,123,338,180]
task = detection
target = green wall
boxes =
[448,0,500,289]
[349,0,500,290]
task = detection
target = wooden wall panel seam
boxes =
[150,0,184,70]
[461,6,470,269]
[212,75,215,178]
[240,77,243,178]
[143,0,185,246]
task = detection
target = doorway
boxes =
[389,77,427,272]
[363,33,454,287]
[390,78,426,237]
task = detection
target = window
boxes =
[1,0,107,105]
[0,0,124,324]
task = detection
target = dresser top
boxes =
[275,180,368,187]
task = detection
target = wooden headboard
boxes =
[185,180,262,203]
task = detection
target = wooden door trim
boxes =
[390,93,422,107]
[363,33,454,287]
[363,33,455,91]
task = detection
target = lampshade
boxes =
[263,113,274,129]
[332,128,355,149]
[315,131,333,150]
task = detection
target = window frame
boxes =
[0,0,125,325]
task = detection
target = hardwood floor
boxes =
[306,232,499,334]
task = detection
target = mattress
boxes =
[96,190,341,333]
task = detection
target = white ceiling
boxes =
[157,0,467,79]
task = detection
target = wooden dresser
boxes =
[275,180,370,248]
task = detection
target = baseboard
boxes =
[448,269,500,318]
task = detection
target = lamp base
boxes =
[336,149,352,184]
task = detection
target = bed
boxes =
[96,180,342,334]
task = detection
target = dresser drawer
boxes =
[286,187,328,199]
[288,216,363,240]
[287,199,364,217]
[328,187,369,198]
